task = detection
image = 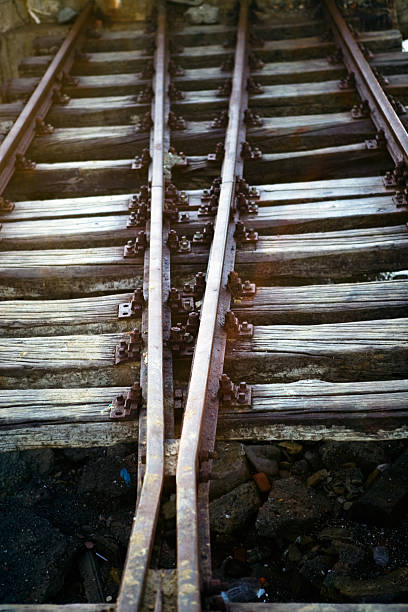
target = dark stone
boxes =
[256,477,332,540]
[298,553,333,590]
[323,567,408,602]
[0,452,30,492]
[210,481,261,537]
[320,442,387,476]
[78,452,137,499]
[245,445,280,478]
[0,450,54,493]
[291,459,310,477]
[0,502,75,603]
[350,449,408,525]
[304,450,321,472]
[210,442,250,500]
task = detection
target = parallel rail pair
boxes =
[1,0,408,610]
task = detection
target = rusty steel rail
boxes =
[0,2,93,196]
[176,2,249,610]
[323,0,408,166]
[116,3,167,610]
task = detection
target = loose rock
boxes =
[210,442,250,500]
[245,444,280,477]
[210,481,261,537]
[256,477,332,540]
[323,567,408,602]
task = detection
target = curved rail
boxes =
[176,2,249,609]
[0,2,93,195]
[116,3,167,610]
[323,0,408,165]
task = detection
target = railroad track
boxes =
[0,0,407,610]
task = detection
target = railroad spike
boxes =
[240,141,262,161]
[168,111,186,130]
[118,288,145,319]
[366,129,386,150]
[35,117,54,135]
[338,71,356,90]
[220,56,234,71]
[132,148,151,171]
[168,83,184,100]
[247,77,264,94]
[387,94,406,116]
[114,329,142,365]
[384,161,408,189]
[372,68,389,88]
[140,60,155,80]
[61,71,79,87]
[218,374,252,408]
[207,142,225,163]
[0,197,15,212]
[211,110,229,129]
[327,46,343,65]
[351,99,370,120]
[216,80,231,97]
[249,52,264,71]
[15,153,36,170]
[109,382,142,419]
[169,60,184,77]
[52,87,70,105]
[244,109,263,127]
[393,188,408,208]
[137,87,153,103]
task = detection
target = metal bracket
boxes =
[220,57,234,72]
[247,78,264,95]
[240,141,262,160]
[168,111,186,130]
[118,288,145,319]
[228,270,256,305]
[207,142,224,163]
[138,111,153,132]
[192,222,214,245]
[224,310,253,339]
[168,83,184,100]
[168,272,206,317]
[169,60,184,77]
[109,382,142,420]
[35,117,54,135]
[123,231,148,258]
[52,87,70,105]
[169,312,200,356]
[387,94,406,116]
[218,374,252,408]
[327,46,343,64]
[249,52,264,71]
[115,329,143,364]
[234,221,258,244]
[244,109,263,127]
[15,153,36,170]
[338,71,355,90]
[365,128,386,150]
[393,189,408,208]
[167,229,191,254]
[383,161,408,189]
[351,99,370,119]
[140,60,154,80]
[372,68,389,88]
[137,87,153,103]
[211,110,229,129]
[0,197,14,212]
[132,148,151,170]
[216,80,231,97]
